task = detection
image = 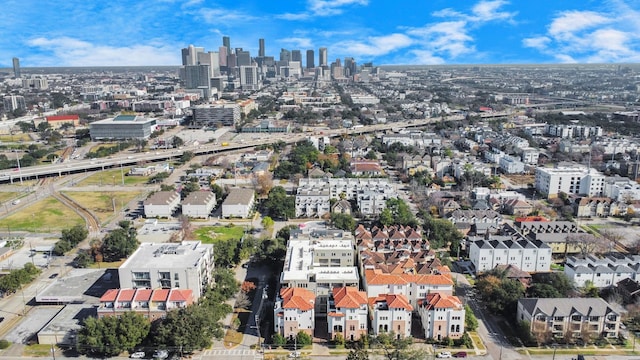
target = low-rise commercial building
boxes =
[89,114,157,140]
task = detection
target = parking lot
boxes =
[0,236,58,270]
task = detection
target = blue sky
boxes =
[2,0,640,67]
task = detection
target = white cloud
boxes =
[308,0,368,15]
[26,37,179,66]
[522,36,550,50]
[548,11,611,37]
[525,7,640,63]
[432,0,516,23]
[277,0,368,20]
[408,21,475,58]
[196,8,257,24]
[334,34,412,57]
[471,0,516,22]
[407,50,446,65]
[279,37,314,49]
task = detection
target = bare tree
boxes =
[532,320,552,345]
[566,233,607,256]
[599,228,625,251]
[177,214,193,241]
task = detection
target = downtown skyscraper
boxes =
[306,50,315,69]
[319,47,328,67]
[12,57,20,78]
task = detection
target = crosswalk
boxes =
[202,349,257,357]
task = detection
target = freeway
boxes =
[0,118,445,183]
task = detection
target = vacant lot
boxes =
[0,197,84,231]
[63,191,144,224]
[194,225,245,243]
[0,192,17,203]
[76,168,150,186]
[0,133,31,142]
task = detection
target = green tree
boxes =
[213,269,240,299]
[347,349,369,360]
[77,312,150,357]
[172,136,184,148]
[263,187,294,220]
[372,332,420,360]
[379,208,393,226]
[331,213,356,231]
[384,198,417,226]
[420,212,463,252]
[272,333,287,346]
[101,222,138,262]
[152,304,216,353]
[465,304,478,331]
[527,283,561,298]
[181,151,195,163]
[476,271,525,316]
[261,216,275,228]
[295,331,313,346]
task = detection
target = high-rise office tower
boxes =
[183,65,211,89]
[3,95,26,112]
[219,47,228,67]
[12,57,21,78]
[279,49,291,62]
[240,66,260,90]
[291,50,302,71]
[319,47,328,67]
[223,36,231,53]
[197,51,220,77]
[181,45,203,66]
[306,50,315,69]
[259,38,265,57]
[236,48,251,67]
[344,57,356,77]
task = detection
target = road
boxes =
[0,118,441,183]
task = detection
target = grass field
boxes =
[23,344,54,357]
[63,191,143,223]
[76,168,150,186]
[0,197,85,231]
[0,133,31,142]
[194,225,245,243]
[0,192,17,203]
[89,143,120,152]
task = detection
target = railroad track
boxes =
[52,192,100,235]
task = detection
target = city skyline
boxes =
[1,0,640,67]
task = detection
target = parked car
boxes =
[153,350,169,359]
[130,352,146,359]
[437,352,452,358]
[453,352,468,358]
[288,351,301,358]
[49,273,58,279]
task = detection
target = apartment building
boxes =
[363,269,454,309]
[97,288,193,321]
[181,190,216,218]
[535,166,605,199]
[517,298,620,340]
[327,287,368,341]
[143,191,181,218]
[417,293,465,341]
[296,178,396,218]
[118,241,215,301]
[274,287,316,339]
[280,232,359,313]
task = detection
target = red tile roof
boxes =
[423,293,463,310]
[100,289,119,302]
[333,286,367,308]
[280,287,315,311]
[168,289,193,302]
[46,115,79,121]
[369,293,413,311]
[118,289,136,301]
[151,289,170,301]
[134,289,153,301]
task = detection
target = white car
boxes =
[153,350,169,359]
[130,352,145,359]
[288,351,301,358]
[437,352,452,358]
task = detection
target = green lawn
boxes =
[76,168,150,186]
[194,225,245,243]
[0,197,84,231]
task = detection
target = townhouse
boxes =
[517,298,620,340]
[417,293,465,341]
[564,253,640,288]
[97,288,193,320]
[328,287,369,341]
[468,236,552,274]
[369,294,413,338]
[274,287,316,339]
